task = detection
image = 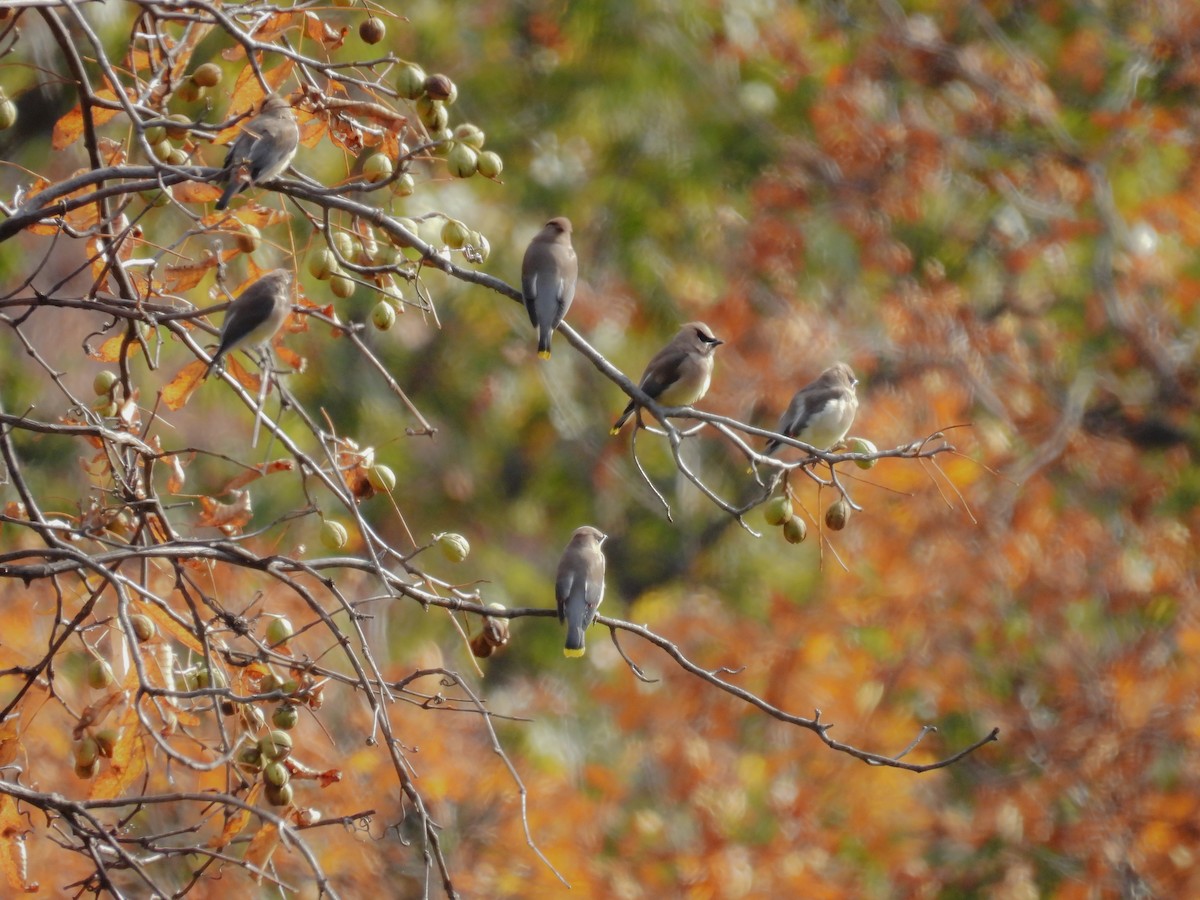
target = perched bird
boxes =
[521,217,577,359]
[215,96,299,211]
[764,362,859,456]
[610,321,724,434]
[204,269,293,377]
[555,525,608,658]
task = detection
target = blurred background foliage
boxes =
[2,0,1198,896]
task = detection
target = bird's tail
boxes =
[214,178,241,211]
[202,349,226,381]
[537,327,553,360]
[610,403,635,436]
[563,623,587,658]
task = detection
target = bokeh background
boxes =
[1,1,1198,896]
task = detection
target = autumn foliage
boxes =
[0,1,1197,897]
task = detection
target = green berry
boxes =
[92,370,118,396]
[446,143,478,178]
[437,532,470,563]
[368,464,396,493]
[265,617,293,646]
[257,729,293,762]
[476,151,503,180]
[371,300,397,331]
[397,63,427,100]
[763,496,793,527]
[320,519,349,550]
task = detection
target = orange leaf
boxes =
[213,61,295,145]
[91,333,142,364]
[298,112,327,149]
[221,459,295,494]
[303,11,348,51]
[0,717,19,768]
[275,343,305,373]
[251,11,299,45]
[163,256,219,294]
[243,821,280,880]
[172,181,223,205]
[137,601,205,656]
[162,360,209,411]
[208,784,263,850]
[52,89,123,150]
[90,725,145,801]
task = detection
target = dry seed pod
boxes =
[825,498,850,531]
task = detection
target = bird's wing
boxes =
[638,347,688,400]
[555,563,575,624]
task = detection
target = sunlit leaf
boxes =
[221,459,296,494]
[163,360,209,411]
[208,783,263,850]
[197,490,253,534]
[91,333,142,364]
[213,61,295,145]
[243,821,280,880]
[52,89,122,150]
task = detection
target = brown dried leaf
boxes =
[98,138,126,167]
[90,717,145,800]
[163,256,219,294]
[141,601,205,655]
[73,691,127,738]
[243,821,280,880]
[221,459,296,494]
[165,451,188,494]
[251,11,299,45]
[197,490,253,534]
[208,783,263,850]
[303,11,348,50]
[162,360,209,411]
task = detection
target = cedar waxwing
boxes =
[765,362,859,455]
[521,217,578,359]
[555,525,607,658]
[610,322,724,434]
[204,269,293,377]
[215,96,300,211]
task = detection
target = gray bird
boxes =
[555,525,607,658]
[204,269,293,377]
[611,322,724,434]
[765,362,859,455]
[215,96,299,211]
[521,217,578,359]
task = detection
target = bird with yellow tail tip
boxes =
[555,525,607,658]
[521,217,577,359]
[611,321,723,434]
